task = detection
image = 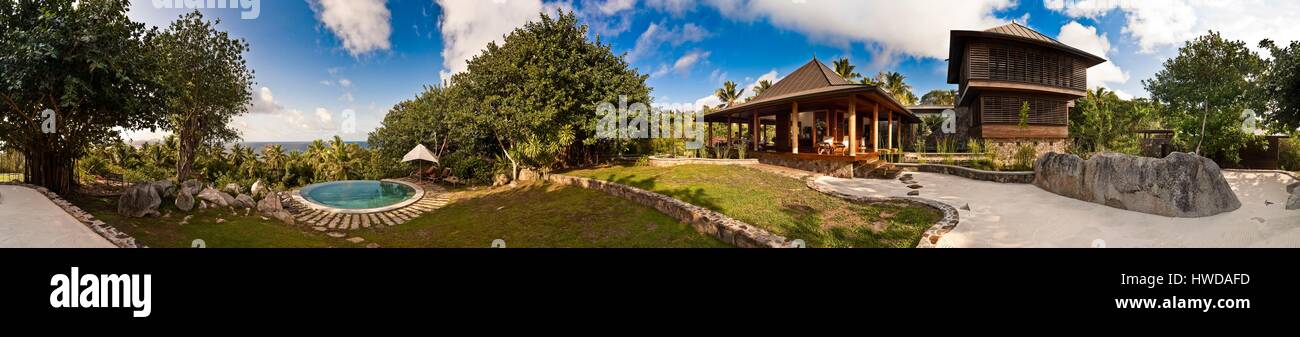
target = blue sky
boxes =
[124,0,1300,142]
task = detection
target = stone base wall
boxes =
[545,175,794,248]
[648,156,759,167]
[753,153,854,178]
[987,138,1069,165]
[893,163,1035,184]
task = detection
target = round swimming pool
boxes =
[298,180,420,211]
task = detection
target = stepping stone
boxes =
[346,237,365,243]
[365,243,381,249]
[313,226,326,232]
[361,214,371,228]
[349,218,359,230]
[908,185,923,189]
[326,232,345,238]
[960,204,971,211]
[907,191,920,196]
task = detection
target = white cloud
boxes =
[598,0,637,14]
[627,22,710,62]
[690,69,781,110]
[1046,0,1300,54]
[247,87,285,114]
[743,70,780,99]
[311,0,392,56]
[701,0,1015,59]
[436,0,567,80]
[694,95,722,110]
[339,92,355,103]
[672,50,710,74]
[338,79,352,88]
[1056,21,1130,90]
[646,0,695,17]
[315,107,335,126]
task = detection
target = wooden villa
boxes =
[703,59,918,178]
[703,22,1106,178]
[945,22,1106,158]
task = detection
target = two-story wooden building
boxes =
[946,22,1106,158]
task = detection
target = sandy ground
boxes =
[0,185,115,248]
[814,171,1300,248]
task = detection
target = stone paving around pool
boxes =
[285,179,449,234]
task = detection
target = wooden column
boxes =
[707,122,713,146]
[848,98,857,156]
[888,110,894,150]
[790,102,799,154]
[751,112,759,150]
[872,103,879,152]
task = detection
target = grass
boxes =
[69,182,724,248]
[354,182,727,248]
[71,194,358,248]
[563,164,942,248]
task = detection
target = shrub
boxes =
[1010,144,1037,171]
[1281,137,1300,171]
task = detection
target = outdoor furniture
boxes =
[401,144,439,181]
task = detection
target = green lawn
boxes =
[70,182,725,248]
[71,194,358,248]
[354,183,727,248]
[563,164,942,248]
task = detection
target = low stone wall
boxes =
[894,163,1035,184]
[1,182,141,248]
[987,138,1069,164]
[752,152,854,178]
[902,152,988,164]
[804,178,961,248]
[545,174,794,248]
[648,156,759,167]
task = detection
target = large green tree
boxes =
[1144,31,1265,163]
[832,57,861,82]
[1259,39,1300,133]
[155,11,255,182]
[448,11,650,180]
[0,0,166,193]
[715,80,745,108]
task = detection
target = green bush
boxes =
[1010,145,1037,171]
[1280,137,1300,171]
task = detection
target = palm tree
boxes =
[832,57,861,81]
[262,144,285,183]
[920,90,958,106]
[715,80,745,108]
[873,71,918,106]
[749,80,774,101]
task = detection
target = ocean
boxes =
[237,141,370,153]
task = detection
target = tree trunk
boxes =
[176,136,196,183]
[23,147,75,195]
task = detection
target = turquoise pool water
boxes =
[300,180,416,210]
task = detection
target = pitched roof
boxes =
[703,59,916,122]
[947,22,1107,83]
[751,58,855,101]
[983,22,1062,46]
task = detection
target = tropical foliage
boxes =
[1069,88,1160,155]
[0,0,167,193]
[1259,39,1300,133]
[867,71,918,105]
[715,80,745,108]
[368,12,652,184]
[155,11,255,182]
[76,136,388,190]
[920,90,957,106]
[832,57,861,81]
[1144,31,1266,164]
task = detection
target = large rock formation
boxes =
[118,183,162,218]
[1034,152,1241,217]
[250,179,267,199]
[181,179,204,197]
[175,188,195,212]
[234,194,257,209]
[149,180,176,198]
[1287,187,1300,210]
[197,186,236,208]
[223,183,242,195]
[257,191,295,225]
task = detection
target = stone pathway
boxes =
[285,180,450,234]
[0,185,119,248]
